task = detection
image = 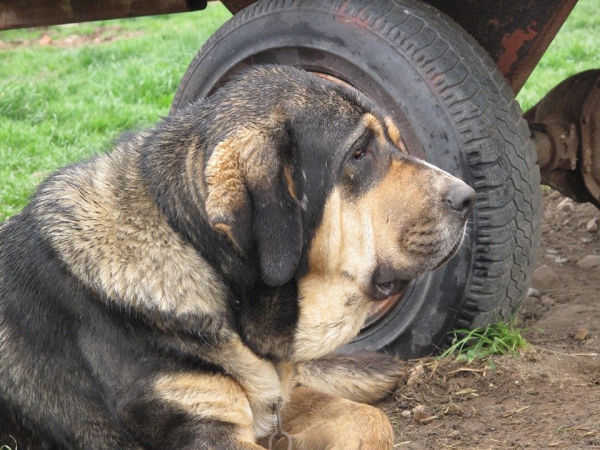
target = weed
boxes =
[440,322,530,363]
[0,435,17,450]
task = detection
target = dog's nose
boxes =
[443,181,476,218]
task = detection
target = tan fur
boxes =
[295,361,401,404]
[204,340,282,438]
[268,387,393,450]
[155,373,255,442]
[293,155,467,361]
[283,165,299,202]
[384,117,407,153]
[294,187,373,361]
[205,128,287,234]
[205,136,248,227]
[36,146,228,317]
[364,113,386,145]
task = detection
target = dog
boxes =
[0,65,475,450]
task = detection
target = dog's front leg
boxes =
[204,338,284,438]
[123,360,280,450]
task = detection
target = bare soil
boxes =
[381,189,600,449]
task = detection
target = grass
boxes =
[0,0,598,221]
[0,4,231,221]
[440,322,530,363]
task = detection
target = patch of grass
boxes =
[0,5,231,221]
[440,322,530,363]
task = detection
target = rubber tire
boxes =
[172,0,542,358]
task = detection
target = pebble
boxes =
[527,288,541,298]
[550,190,562,199]
[557,198,574,212]
[401,410,412,418]
[531,265,562,291]
[576,255,600,269]
[587,217,599,232]
[412,405,430,422]
[574,327,589,341]
[541,296,555,308]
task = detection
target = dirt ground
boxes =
[380,189,600,449]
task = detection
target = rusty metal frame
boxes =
[424,0,578,94]
[525,70,600,207]
[1,0,579,96]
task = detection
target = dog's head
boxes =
[201,66,474,359]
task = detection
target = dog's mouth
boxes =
[372,278,411,301]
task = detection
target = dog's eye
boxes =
[353,147,368,161]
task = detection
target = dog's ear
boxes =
[205,126,302,286]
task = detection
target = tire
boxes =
[172,0,542,358]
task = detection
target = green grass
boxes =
[0,4,231,221]
[0,0,598,221]
[440,322,530,363]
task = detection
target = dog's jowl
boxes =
[0,66,474,450]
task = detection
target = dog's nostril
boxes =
[444,184,476,217]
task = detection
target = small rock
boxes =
[531,265,562,292]
[558,198,574,212]
[412,405,432,422]
[527,288,541,298]
[587,217,599,232]
[574,327,589,341]
[401,410,412,418]
[576,255,600,269]
[550,190,561,199]
[562,218,571,226]
[540,296,555,308]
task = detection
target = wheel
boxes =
[172,0,542,358]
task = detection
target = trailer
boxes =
[2,0,598,358]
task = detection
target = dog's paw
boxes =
[243,366,282,438]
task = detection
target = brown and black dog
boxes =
[0,66,474,449]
